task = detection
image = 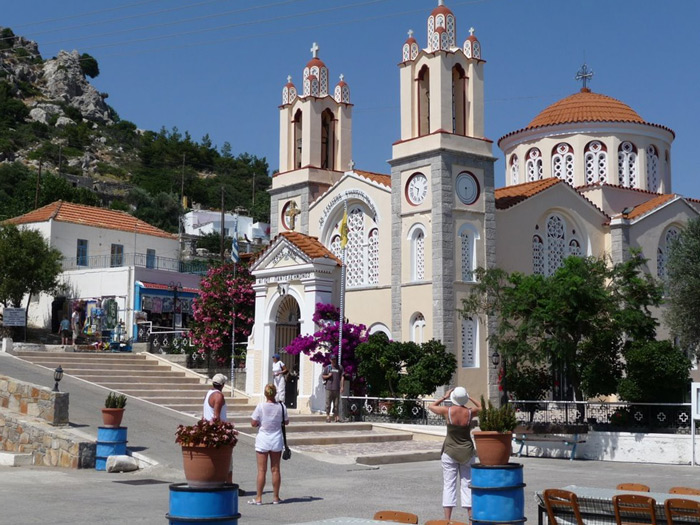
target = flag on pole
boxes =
[231,216,240,263]
[339,210,349,249]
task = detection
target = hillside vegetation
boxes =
[0,27,271,231]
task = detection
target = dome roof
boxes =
[527,88,643,128]
[431,1,453,18]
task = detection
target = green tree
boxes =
[617,340,691,402]
[462,254,663,400]
[355,333,456,398]
[0,225,63,311]
[665,217,700,355]
[79,53,99,78]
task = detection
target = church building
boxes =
[245,1,698,411]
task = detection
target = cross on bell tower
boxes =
[575,63,594,91]
[310,42,319,58]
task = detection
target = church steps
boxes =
[286,431,412,446]
[281,422,373,433]
[77,376,199,384]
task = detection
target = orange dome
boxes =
[526,89,644,129]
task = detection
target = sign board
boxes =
[692,382,700,420]
[3,308,26,327]
[103,299,118,329]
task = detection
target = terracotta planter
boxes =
[473,430,513,466]
[181,445,233,489]
[101,408,125,428]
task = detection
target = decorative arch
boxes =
[657,225,680,280]
[510,154,519,185]
[407,223,427,282]
[646,144,659,192]
[552,143,574,185]
[461,317,478,368]
[585,140,607,184]
[293,109,303,169]
[417,65,430,137]
[458,223,480,282]
[321,109,335,170]
[618,141,638,188]
[451,64,466,135]
[532,213,585,276]
[368,323,391,338]
[526,148,543,182]
[410,312,426,344]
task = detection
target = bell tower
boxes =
[389,1,497,398]
[271,43,353,236]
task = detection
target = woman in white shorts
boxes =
[249,383,289,505]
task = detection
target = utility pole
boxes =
[58,145,63,176]
[220,186,225,262]
[180,153,186,206]
[34,160,42,209]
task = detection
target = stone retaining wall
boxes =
[0,410,95,468]
[0,375,68,425]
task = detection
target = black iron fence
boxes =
[510,400,693,434]
[345,396,444,425]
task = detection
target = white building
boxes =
[7,201,202,341]
[182,208,270,245]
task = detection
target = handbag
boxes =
[280,402,291,460]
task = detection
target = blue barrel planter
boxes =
[471,463,526,525]
[96,426,128,471]
[167,483,240,525]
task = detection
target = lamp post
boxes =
[53,365,63,392]
[490,350,508,407]
[169,281,182,330]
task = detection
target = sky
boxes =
[4,0,700,196]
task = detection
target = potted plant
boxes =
[175,419,239,488]
[473,396,518,465]
[101,392,127,428]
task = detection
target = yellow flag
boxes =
[182,195,188,209]
[339,210,349,249]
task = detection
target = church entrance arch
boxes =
[274,295,301,376]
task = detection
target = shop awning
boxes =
[136,281,200,295]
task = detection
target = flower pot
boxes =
[101,408,125,428]
[473,430,513,466]
[181,445,233,489]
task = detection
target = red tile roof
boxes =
[277,231,341,264]
[495,179,561,210]
[617,193,676,220]
[5,201,177,240]
[139,282,200,294]
[354,170,391,187]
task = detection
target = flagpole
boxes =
[338,198,348,422]
[230,214,239,397]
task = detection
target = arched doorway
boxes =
[275,295,301,376]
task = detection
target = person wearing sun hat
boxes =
[429,386,482,523]
[203,373,228,422]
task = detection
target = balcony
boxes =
[62,252,208,275]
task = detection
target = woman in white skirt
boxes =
[249,383,289,505]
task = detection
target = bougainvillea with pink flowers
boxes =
[283,302,368,378]
[189,262,255,366]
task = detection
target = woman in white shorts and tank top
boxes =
[250,383,289,505]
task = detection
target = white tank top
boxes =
[203,389,227,421]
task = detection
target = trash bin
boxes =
[285,374,298,409]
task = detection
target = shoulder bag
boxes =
[279,402,291,460]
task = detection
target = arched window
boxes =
[320,109,335,170]
[533,215,583,276]
[618,141,638,188]
[657,226,680,280]
[346,207,365,287]
[330,234,341,259]
[459,224,478,282]
[417,66,430,137]
[451,65,466,135]
[408,224,426,282]
[368,228,379,285]
[526,148,543,182]
[646,145,659,192]
[461,317,478,368]
[552,143,574,185]
[293,109,303,169]
[411,313,426,343]
[368,323,391,338]
[585,141,607,184]
[510,154,519,185]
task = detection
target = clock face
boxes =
[406,173,428,205]
[456,172,479,205]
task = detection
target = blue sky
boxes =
[5,0,700,196]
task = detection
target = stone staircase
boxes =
[14,350,443,464]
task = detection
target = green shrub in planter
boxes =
[478,395,517,433]
[105,392,127,409]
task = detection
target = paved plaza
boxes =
[2,353,698,524]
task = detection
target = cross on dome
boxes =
[310,42,320,58]
[339,74,344,82]
[349,159,355,170]
[408,29,414,38]
[438,0,444,6]
[575,63,594,90]
[287,75,292,83]
[469,27,475,36]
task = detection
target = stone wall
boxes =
[0,375,68,425]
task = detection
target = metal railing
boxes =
[345,396,444,425]
[147,328,191,354]
[63,252,208,275]
[510,400,693,433]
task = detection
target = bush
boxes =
[478,396,517,433]
[79,53,99,78]
[105,392,127,409]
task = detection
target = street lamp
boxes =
[490,350,500,367]
[490,350,508,406]
[169,281,182,329]
[53,365,63,392]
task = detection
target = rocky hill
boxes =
[0,27,270,230]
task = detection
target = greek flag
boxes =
[231,217,240,263]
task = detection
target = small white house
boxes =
[6,201,202,341]
[183,208,270,244]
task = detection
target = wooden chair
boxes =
[424,521,468,525]
[669,486,700,496]
[664,498,700,525]
[617,483,651,492]
[612,494,657,525]
[542,489,585,525]
[373,510,419,524]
